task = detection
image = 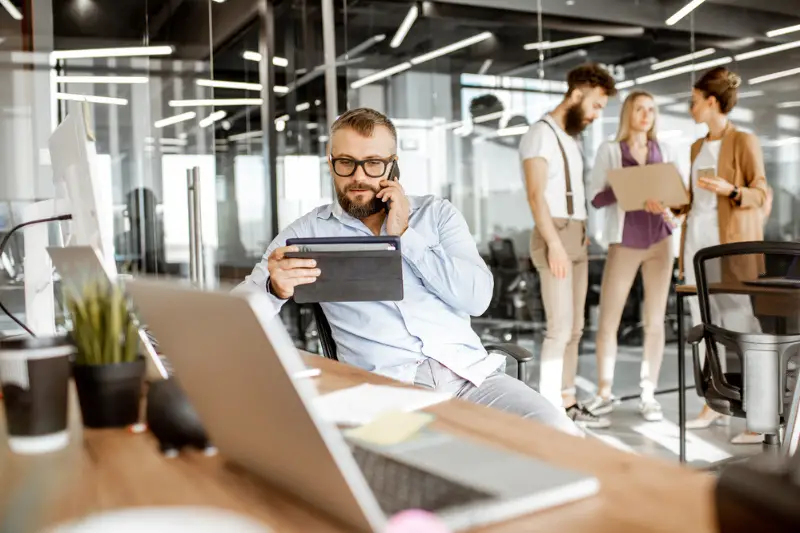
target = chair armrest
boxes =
[688,324,705,344]
[484,343,534,363]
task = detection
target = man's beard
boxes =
[336,182,383,219]
[564,101,589,136]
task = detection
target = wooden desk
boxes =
[0,355,717,533]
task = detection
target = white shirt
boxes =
[518,114,587,220]
[690,139,722,221]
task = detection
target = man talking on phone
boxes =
[236,107,579,435]
[520,64,617,428]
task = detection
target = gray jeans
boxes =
[414,359,582,437]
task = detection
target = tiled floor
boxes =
[513,338,765,468]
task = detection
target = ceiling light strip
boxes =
[55,93,128,105]
[766,24,800,38]
[51,45,174,60]
[735,39,800,61]
[410,31,492,65]
[651,48,715,70]
[168,98,263,107]
[0,0,23,21]
[749,67,800,85]
[390,5,419,48]
[199,110,227,128]
[154,112,197,128]
[241,51,288,67]
[777,101,800,109]
[197,79,262,91]
[55,75,149,84]
[635,56,731,85]
[351,62,412,89]
[665,0,707,26]
[523,35,604,51]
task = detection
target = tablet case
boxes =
[285,237,403,303]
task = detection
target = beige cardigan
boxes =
[676,122,769,282]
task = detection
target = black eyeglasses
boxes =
[329,155,396,178]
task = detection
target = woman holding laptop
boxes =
[585,90,680,423]
[677,67,769,440]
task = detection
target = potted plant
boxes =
[66,279,144,428]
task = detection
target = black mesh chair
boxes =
[311,304,534,381]
[687,241,800,449]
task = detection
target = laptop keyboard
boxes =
[350,445,491,516]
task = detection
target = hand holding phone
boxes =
[383,160,400,212]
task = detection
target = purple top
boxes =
[591,140,673,250]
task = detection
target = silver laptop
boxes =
[125,279,600,532]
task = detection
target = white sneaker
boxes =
[583,396,615,416]
[639,399,663,422]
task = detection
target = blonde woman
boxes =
[585,91,680,423]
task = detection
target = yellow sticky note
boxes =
[345,411,434,446]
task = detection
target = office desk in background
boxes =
[0,354,717,533]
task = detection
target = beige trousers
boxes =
[595,237,674,401]
[531,219,588,409]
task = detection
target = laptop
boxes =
[743,258,800,289]
[124,279,599,531]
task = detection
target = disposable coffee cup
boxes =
[0,336,73,454]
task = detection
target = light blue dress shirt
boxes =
[235,195,505,386]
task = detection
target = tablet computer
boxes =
[284,237,403,303]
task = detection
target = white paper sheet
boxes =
[311,384,452,426]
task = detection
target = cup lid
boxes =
[0,335,73,352]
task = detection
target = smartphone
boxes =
[697,166,715,180]
[384,160,400,212]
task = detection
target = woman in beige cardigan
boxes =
[675,67,769,440]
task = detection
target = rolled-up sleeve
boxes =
[400,200,493,316]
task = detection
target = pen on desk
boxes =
[293,368,322,379]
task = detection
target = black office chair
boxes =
[687,241,800,450]
[311,303,534,381]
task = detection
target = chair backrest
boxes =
[311,303,338,361]
[488,238,519,271]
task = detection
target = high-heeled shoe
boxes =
[685,407,730,429]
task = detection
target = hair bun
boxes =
[727,72,742,89]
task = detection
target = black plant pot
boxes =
[72,358,145,428]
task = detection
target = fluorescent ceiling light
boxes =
[54,75,149,84]
[390,5,419,48]
[145,137,188,146]
[212,0,225,3]
[276,114,290,122]
[523,35,604,51]
[735,40,800,61]
[154,111,196,128]
[296,102,310,112]
[497,125,530,137]
[410,31,492,65]
[616,80,635,89]
[51,45,174,60]
[229,130,263,141]
[199,110,227,128]
[737,90,764,99]
[351,62,412,89]
[635,56,731,85]
[168,98,263,107]
[241,50,288,67]
[197,79,262,91]
[477,59,493,75]
[766,24,800,38]
[777,101,800,109]
[55,93,128,105]
[473,110,505,124]
[651,48,715,70]
[0,0,23,20]
[274,85,289,94]
[666,0,706,26]
[750,67,800,85]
